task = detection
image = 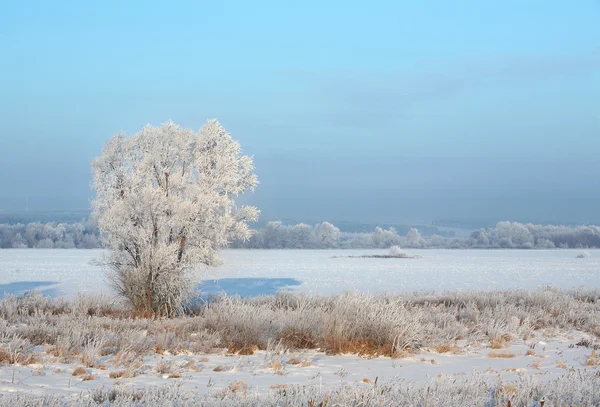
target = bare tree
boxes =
[91,120,258,316]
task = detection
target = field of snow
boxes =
[1,248,599,403]
[1,332,598,400]
[0,248,599,299]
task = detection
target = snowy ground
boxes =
[0,249,599,403]
[1,331,598,398]
[1,249,599,299]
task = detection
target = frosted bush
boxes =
[388,245,407,257]
[577,251,591,258]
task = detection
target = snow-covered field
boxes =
[1,248,599,299]
[1,333,598,401]
[1,249,599,404]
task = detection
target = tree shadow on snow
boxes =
[0,281,60,299]
[197,278,301,298]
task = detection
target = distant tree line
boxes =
[232,221,600,249]
[463,221,600,249]
[0,220,99,249]
[1,219,600,250]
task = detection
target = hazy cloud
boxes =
[312,50,600,128]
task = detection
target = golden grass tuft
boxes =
[502,384,517,395]
[22,354,42,366]
[585,351,600,366]
[269,360,284,375]
[82,374,96,381]
[286,357,312,366]
[490,339,507,349]
[156,360,174,375]
[227,344,259,356]
[109,370,125,379]
[434,344,462,354]
[323,336,400,357]
[0,346,18,364]
[287,357,302,365]
[488,351,516,359]
[72,366,87,376]
[216,380,249,397]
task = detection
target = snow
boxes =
[1,249,599,299]
[1,248,599,400]
[0,333,597,398]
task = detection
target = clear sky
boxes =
[1,1,599,224]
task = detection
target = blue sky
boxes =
[1,1,599,224]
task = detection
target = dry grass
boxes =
[556,360,567,369]
[109,370,126,379]
[502,384,517,395]
[434,344,462,354]
[287,357,311,367]
[0,347,12,364]
[269,359,284,375]
[585,351,600,366]
[1,287,600,367]
[72,366,87,376]
[488,351,516,359]
[287,357,302,365]
[490,339,507,349]
[183,359,201,372]
[156,360,174,375]
[216,380,249,397]
[227,344,258,355]
[525,349,543,358]
[213,365,228,372]
[81,374,95,381]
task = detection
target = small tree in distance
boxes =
[92,119,259,316]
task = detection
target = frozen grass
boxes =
[1,289,600,404]
[1,373,600,406]
[0,287,599,367]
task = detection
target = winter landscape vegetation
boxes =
[2,1,600,406]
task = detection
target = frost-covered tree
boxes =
[91,120,259,316]
[263,221,288,249]
[492,221,533,248]
[371,227,401,248]
[406,228,425,248]
[11,233,28,248]
[314,222,340,248]
[470,228,490,247]
[428,234,446,248]
[289,223,316,248]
